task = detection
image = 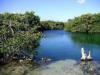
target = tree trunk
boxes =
[9,20,14,36]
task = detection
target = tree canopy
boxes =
[64,13,100,33]
[40,20,64,30]
[0,12,41,63]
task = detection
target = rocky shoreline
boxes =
[0,59,100,75]
[0,60,39,75]
[26,60,100,75]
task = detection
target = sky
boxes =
[0,0,100,21]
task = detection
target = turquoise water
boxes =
[36,30,100,61]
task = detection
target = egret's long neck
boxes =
[88,51,91,56]
[81,48,85,56]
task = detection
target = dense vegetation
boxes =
[0,11,65,64]
[0,11,100,64]
[41,21,64,30]
[0,12,42,63]
[64,13,100,33]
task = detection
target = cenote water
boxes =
[27,30,100,75]
[36,30,100,61]
[1,30,100,75]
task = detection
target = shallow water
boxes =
[26,59,100,75]
[27,59,83,75]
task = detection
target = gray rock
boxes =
[27,59,84,75]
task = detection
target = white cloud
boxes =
[77,0,86,4]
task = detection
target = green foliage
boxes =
[40,20,64,30]
[0,12,42,62]
[64,13,100,33]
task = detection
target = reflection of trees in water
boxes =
[80,61,100,75]
[71,33,100,45]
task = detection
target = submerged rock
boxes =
[27,59,100,75]
[80,61,100,75]
[27,59,84,75]
[0,59,100,75]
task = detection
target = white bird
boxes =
[87,51,92,60]
[81,48,87,61]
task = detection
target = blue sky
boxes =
[0,0,100,21]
